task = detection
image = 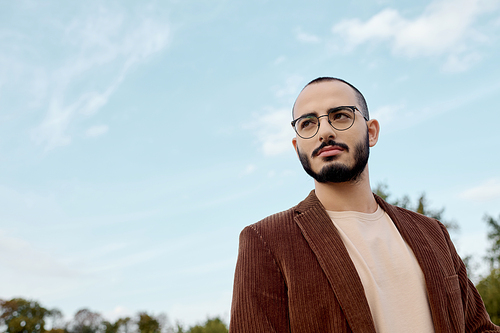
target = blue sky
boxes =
[1,0,500,327]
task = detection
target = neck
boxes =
[314,169,377,213]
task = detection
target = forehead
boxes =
[293,81,358,118]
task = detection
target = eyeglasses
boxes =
[291,106,368,139]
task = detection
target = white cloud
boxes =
[29,7,170,150]
[442,51,483,73]
[273,56,286,65]
[85,248,167,274]
[494,15,500,26]
[272,75,304,99]
[295,28,321,43]
[370,103,426,133]
[240,164,256,176]
[459,178,500,202]
[332,0,499,70]
[0,230,78,278]
[248,76,304,156]
[371,104,401,125]
[249,107,295,156]
[86,124,109,138]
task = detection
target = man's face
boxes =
[292,81,373,184]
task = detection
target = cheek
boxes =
[296,142,315,157]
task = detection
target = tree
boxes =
[186,317,228,333]
[476,213,500,325]
[484,213,500,269]
[137,313,160,333]
[476,268,500,325]
[373,183,459,232]
[102,317,134,333]
[66,309,103,333]
[46,309,64,333]
[0,298,59,333]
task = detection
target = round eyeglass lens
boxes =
[328,108,354,130]
[295,116,319,138]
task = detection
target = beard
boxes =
[297,132,369,184]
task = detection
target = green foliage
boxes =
[137,313,160,333]
[476,268,500,325]
[0,298,57,333]
[476,213,500,324]
[102,317,132,333]
[484,213,500,269]
[373,183,459,232]
[0,299,229,333]
[66,309,103,333]
[173,324,186,333]
[186,318,228,333]
[102,321,119,333]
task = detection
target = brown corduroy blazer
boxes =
[229,191,499,332]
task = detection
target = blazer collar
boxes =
[293,190,377,333]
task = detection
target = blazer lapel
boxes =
[376,196,451,332]
[293,191,376,333]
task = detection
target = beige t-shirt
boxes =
[327,206,435,333]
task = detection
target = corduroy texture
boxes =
[229,190,500,333]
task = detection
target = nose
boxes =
[316,114,336,142]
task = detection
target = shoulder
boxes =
[393,205,447,233]
[244,189,321,235]
[376,195,447,234]
[391,205,442,225]
[238,202,314,259]
[240,206,297,240]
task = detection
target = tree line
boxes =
[1,184,499,330]
[0,301,228,333]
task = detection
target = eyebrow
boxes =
[298,112,318,118]
[296,106,350,120]
[327,106,349,113]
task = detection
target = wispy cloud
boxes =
[372,77,500,132]
[442,52,483,73]
[86,124,109,138]
[370,104,402,126]
[0,230,78,278]
[272,75,304,99]
[295,28,321,43]
[85,248,167,274]
[332,0,499,71]
[26,6,170,150]
[249,107,294,156]
[273,56,286,65]
[459,178,500,202]
[248,76,303,156]
[240,164,256,176]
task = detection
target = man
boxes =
[229,77,499,332]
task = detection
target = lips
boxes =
[311,140,350,158]
[317,145,344,157]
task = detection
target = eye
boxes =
[330,110,353,122]
[298,116,317,130]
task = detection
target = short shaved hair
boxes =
[292,77,369,120]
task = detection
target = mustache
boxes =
[311,140,349,158]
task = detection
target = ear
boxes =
[367,119,380,147]
[292,137,299,157]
